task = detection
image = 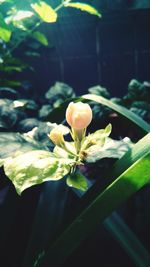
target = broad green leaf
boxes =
[45,82,75,100]
[88,85,110,98]
[0,13,11,42]
[64,2,101,18]
[31,1,57,23]
[0,132,41,160]
[3,150,74,195]
[67,172,88,191]
[85,137,133,163]
[37,133,150,266]
[54,142,76,159]
[83,94,150,133]
[32,31,48,46]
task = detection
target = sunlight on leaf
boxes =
[12,10,34,21]
[85,137,133,163]
[31,1,57,23]
[0,13,11,42]
[81,124,112,151]
[3,150,74,195]
[64,2,101,18]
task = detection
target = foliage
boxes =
[0,122,121,194]
[0,0,101,88]
[3,150,74,195]
[0,91,39,130]
[31,1,57,23]
[83,93,150,133]
[0,2,149,266]
[0,77,150,194]
[64,2,101,17]
[108,79,150,124]
[0,78,150,266]
[36,133,150,267]
[66,172,88,191]
[39,82,76,119]
[88,79,150,121]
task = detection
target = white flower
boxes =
[66,102,92,130]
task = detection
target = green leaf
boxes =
[32,31,48,46]
[85,137,133,163]
[45,82,75,100]
[3,150,74,195]
[82,123,112,151]
[83,94,150,133]
[0,132,41,160]
[67,172,88,191]
[88,85,110,98]
[37,133,150,266]
[31,1,57,23]
[0,65,24,72]
[0,79,21,87]
[0,13,11,42]
[64,2,101,18]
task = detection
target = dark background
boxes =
[20,0,150,97]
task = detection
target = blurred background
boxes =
[12,0,150,96]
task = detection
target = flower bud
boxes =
[66,102,92,130]
[48,125,69,147]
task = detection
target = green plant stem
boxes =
[5,20,42,57]
[37,133,150,267]
[5,0,72,57]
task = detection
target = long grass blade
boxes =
[38,133,150,267]
[83,94,150,133]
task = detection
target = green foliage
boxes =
[67,172,88,191]
[84,137,133,163]
[39,82,76,120]
[31,1,57,23]
[0,0,101,87]
[0,95,39,130]
[45,82,76,102]
[0,13,12,42]
[120,79,150,123]
[0,121,117,194]
[0,132,42,171]
[88,85,110,99]
[79,124,133,163]
[37,133,150,267]
[82,123,112,149]
[3,150,74,195]
[64,2,101,18]
[83,94,150,133]
[32,31,48,46]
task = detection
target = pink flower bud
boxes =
[66,102,92,130]
[48,125,69,147]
